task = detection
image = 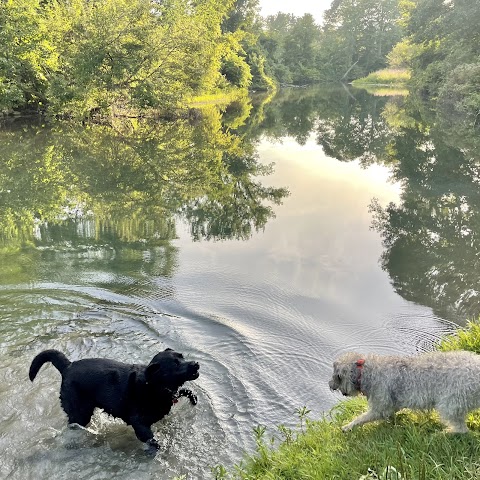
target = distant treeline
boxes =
[1,0,478,123]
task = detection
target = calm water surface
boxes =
[1,86,477,479]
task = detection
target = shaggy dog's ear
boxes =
[348,362,358,387]
[332,353,364,395]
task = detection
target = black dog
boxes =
[29,348,200,450]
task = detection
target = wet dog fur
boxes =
[29,348,199,450]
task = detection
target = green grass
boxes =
[438,320,480,355]
[187,88,249,108]
[352,68,411,87]
[357,85,409,97]
[214,320,480,480]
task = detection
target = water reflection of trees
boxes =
[251,86,480,320]
[248,86,393,166]
[0,105,289,256]
[315,89,393,166]
[183,152,288,241]
[3,86,480,319]
[370,103,480,321]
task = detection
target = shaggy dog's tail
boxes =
[29,349,71,381]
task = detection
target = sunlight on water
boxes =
[260,135,402,192]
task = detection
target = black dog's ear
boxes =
[164,348,173,352]
[146,363,162,382]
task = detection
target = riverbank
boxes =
[187,88,253,108]
[215,321,480,479]
[352,69,411,88]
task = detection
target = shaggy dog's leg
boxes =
[342,408,386,432]
[438,409,469,433]
[443,423,469,434]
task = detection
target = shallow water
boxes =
[0,88,465,479]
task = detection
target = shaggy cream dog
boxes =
[329,350,480,433]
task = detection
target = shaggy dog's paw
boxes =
[341,423,353,432]
[444,426,469,434]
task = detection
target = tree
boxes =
[259,13,323,85]
[283,14,321,84]
[321,0,402,81]
[42,0,234,118]
[404,0,480,118]
[221,52,253,88]
[221,0,275,91]
[0,0,54,112]
[222,0,260,33]
[1,0,239,117]
[259,13,296,83]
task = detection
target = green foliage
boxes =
[217,398,480,479]
[283,14,321,84]
[222,0,260,34]
[0,0,239,118]
[246,50,275,91]
[220,0,275,91]
[437,63,480,130]
[438,320,480,355]
[259,13,295,83]
[261,13,322,85]
[2,0,476,118]
[43,0,235,118]
[387,39,418,70]
[404,0,480,118]
[0,0,53,112]
[3,0,446,114]
[221,52,253,88]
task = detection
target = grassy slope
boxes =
[216,321,480,480]
[352,68,411,86]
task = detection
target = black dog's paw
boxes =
[145,438,160,455]
[178,388,197,405]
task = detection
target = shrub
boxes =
[437,63,480,129]
[221,53,253,89]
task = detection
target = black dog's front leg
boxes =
[131,420,158,451]
[177,388,197,405]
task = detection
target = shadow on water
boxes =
[0,85,479,478]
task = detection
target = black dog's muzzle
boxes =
[188,362,200,379]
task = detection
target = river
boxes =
[1,85,478,479]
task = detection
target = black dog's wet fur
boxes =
[29,348,199,449]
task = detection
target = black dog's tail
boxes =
[29,349,71,381]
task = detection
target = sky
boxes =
[259,0,333,24]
